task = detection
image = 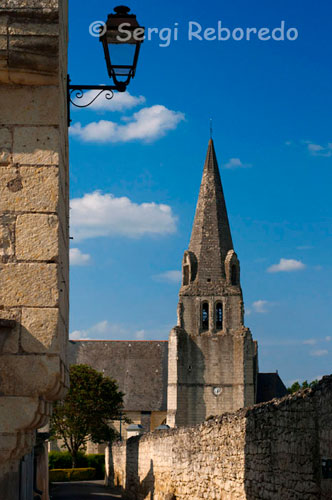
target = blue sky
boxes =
[68,0,332,386]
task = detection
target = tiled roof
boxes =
[68,340,168,412]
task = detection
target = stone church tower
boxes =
[167,139,257,427]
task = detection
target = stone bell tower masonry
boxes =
[167,139,257,427]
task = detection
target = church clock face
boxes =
[213,387,222,396]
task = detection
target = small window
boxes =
[202,303,209,331]
[216,303,223,330]
[183,265,189,285]
[231,264,238,285]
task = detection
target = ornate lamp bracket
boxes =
[67,75,126,127]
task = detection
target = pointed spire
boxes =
[189,139,233,280]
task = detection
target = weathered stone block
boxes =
[0,86,59,125]
[2,0,59,9]
[0,36,6,50]
[9,35,58,52]
[0,307,20,353]
[0,165,59,212]
[9,51,58,76]
[0,127,12,165]
[8,24,58,36]
[0,213,15,260]
[21,307,59,354]
[16,214,58,261]
[0,263,58,307]
[0,127,11,148]
[0,396,41,433]
[0,354,63,400]
[0,16,8,36]
[13,126,59,165]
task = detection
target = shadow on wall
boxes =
[243,385,332,500]
[0,319,65,398]
[177,330,206,426]
[125,438,155,499]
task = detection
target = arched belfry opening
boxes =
[182,250,197,286]
[216,302,223,330]
[202,303,209,331]
[231,264,238,286]
[225,250,240,287]
[183,265,190,286]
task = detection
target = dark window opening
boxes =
[202,303,209,331]
[231,264,238,285]
[322,459,332,479]
[216,302,223,330]
[183,265,189,285]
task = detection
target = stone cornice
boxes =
[0,7,60,85]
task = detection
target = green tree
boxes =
[287,379,319,394]
[50,364,124,467]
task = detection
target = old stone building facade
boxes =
[70,139,286,443]
[0,1,69,498]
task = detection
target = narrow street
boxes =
[50,480,123,499]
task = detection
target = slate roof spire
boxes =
[189,139,233,280]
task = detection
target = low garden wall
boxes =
[106,376,332,500]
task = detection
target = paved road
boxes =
[50,480,123,500]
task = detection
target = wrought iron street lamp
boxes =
[67,5,144,126]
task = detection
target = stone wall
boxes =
[167,326,256,427]
[107,376,332,500]
[0,0,69,497]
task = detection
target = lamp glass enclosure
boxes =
[100,6,144,88]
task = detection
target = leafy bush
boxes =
[49,452,105,479]
[49,451,86,470]
[49,468,96,482]
[86,454,105,479]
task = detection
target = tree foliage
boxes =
[287,379,319,394]
[50,364,124,466]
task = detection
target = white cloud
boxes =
[135,329,146,340]
[305,141,332,157]
[70,320,128,340]
[70,191,177,241]
[310,349,328,357]
[224,158,251,169]
[70,105,184,143]
[70,322,163,341]
[153,270,182,283]
[303,339,317,345]
[252,300,269,314]
[72,90,145,112]
[267,258,306,273]
[69,248,91,266]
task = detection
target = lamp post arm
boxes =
[67,75,126,126]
